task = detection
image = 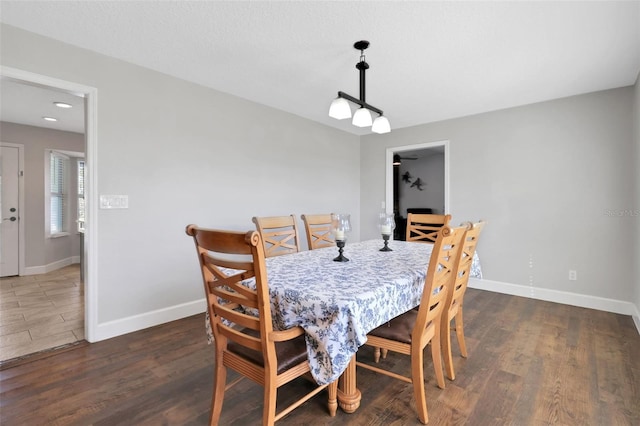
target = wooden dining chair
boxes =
[406,213,452,243]
[185,225,337,425]
[300,214,335,250]
[356,225,466,424]
[252,215,301,258]
[440,220,486,381]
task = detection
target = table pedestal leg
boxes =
[337,355,361,413]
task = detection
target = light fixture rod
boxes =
[357,60,368,103]
[337,91,383,116]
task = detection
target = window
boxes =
[77,159,85,232]
[49,151,69,235]
[46,150,85,237]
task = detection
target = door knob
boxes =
[2,217,17,222]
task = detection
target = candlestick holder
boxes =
[380,234,392,251]
[378,212,396,252]
[333,240,349,262]
[331,214,351,262]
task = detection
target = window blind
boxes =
[50,151,69,234]
[77,159,85,232]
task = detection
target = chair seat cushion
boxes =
[228,331,308,375]
[368,309,418,344]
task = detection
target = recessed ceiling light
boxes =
[43,117,58,122]
[54,102,72,108]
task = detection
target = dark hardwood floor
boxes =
[1,289,639,425]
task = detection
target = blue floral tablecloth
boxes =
[206,239,482,385]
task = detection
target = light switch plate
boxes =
[100,195,128,209]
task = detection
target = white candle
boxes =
[381,225,391,235]
[335,229,345,240]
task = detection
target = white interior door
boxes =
[1,145,20,277]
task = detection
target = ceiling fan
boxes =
[393,154,418,165]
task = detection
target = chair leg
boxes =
[411,345,429,424]
[263,380,277,426]
[430,323,446,390]
[210,351,227,426]
[455,309,468,358]
[373,347,389,363]
[441,313,455,381]
[327,380,338,417]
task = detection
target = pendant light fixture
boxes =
[329,40,391,134]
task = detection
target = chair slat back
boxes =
[252,215,301,257]
[186,226,274,357]
[301,214,335,250]
[186,224,339,424]
[413,225,466,341]
[406,213,452,243]
[448,220,485,312]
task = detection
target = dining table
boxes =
[207,238,482,413]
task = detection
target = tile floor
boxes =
[0,264,84,362]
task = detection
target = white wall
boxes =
[398,154,445,216]
[0,122,84,272]
[1,24,360,337]
[362,88,636,311]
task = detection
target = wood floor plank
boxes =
[0,330,31,348]
[61,309,84,321]
[38,280,78,288]
[23,304,82,322]
[29,318,83,340]
[0,301,20,310]
[12,286,47,297]
[49,295,83,307]
[0,312,24,327]
[3,301,57,316]
[0,331,78,362]
[0,313,65,336]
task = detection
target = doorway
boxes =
[385,140,449,239]
[0,67,98,355]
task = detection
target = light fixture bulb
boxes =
[43,117,58,122]
[328,97,352,120]
[54,102,72,108]
[352,107,372,127]
[372,115,391,134]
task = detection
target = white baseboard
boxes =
[469,278,640,335]
[632,306,640,336]
[91,279,640,342]
[24,256,80,275]
[93,298,207,342]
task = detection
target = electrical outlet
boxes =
[569,270,577,281]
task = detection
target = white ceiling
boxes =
[0,79,86,133]
[1,1,639,135]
